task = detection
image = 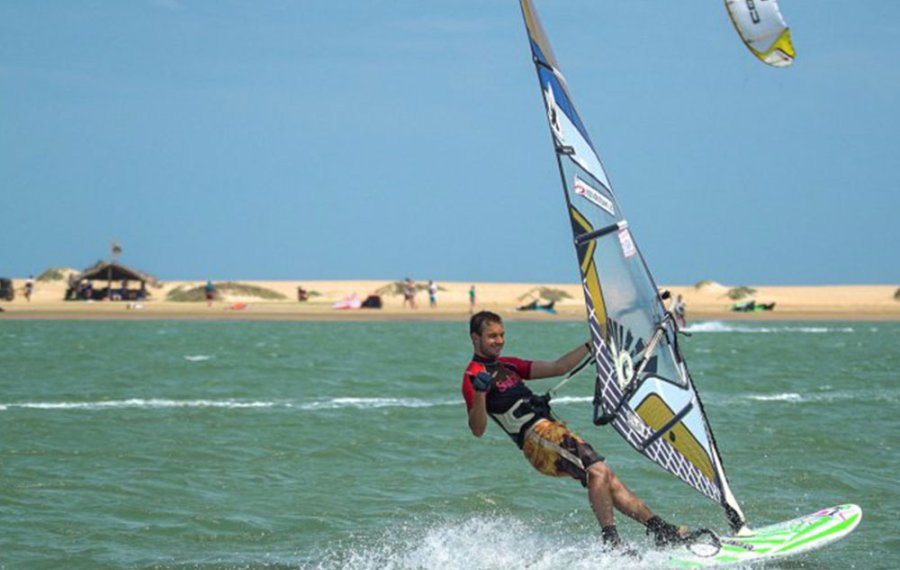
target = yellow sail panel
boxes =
[520,0,559,71]
[570,206,608,340]
[569,207,596,274]
[583,263,607,340]
[634,394,715,481]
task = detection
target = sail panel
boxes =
[533,60,610,191]
[519,0,747,532]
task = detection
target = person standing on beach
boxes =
[403,278,417,309]
[428,280,438,308]
[24,275,34,302]
[461,310,692,550]
[468,285,476,314]
[205,280,215,307]
[672,294,687,328]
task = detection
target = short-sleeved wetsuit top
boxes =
[462,355,552,448]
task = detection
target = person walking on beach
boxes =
[204,280,215,307]
[468,285,476,314]
[461,310,692,550]
[428,280,438,308]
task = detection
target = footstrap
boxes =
[684,529,721,557]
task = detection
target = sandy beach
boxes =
[1,276,898,322]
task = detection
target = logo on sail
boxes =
[574,176,615,216]
[610,338,634,390]
[618,228,636,258]
[544,84,566,145]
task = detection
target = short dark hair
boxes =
[470,310,502,335]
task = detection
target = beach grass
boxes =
[166,281,286,302]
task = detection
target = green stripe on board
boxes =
[733,537,787,545]
[720,544,771,555]
[787,514,834,540]
[669,554,742,567]
[720,545,747,553]
[777,513,860,553]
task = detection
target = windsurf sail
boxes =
[724,0,795,67]
[518,0,749,534]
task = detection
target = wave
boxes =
[184,355,213,362]
[748,392,804,402]
[297,397,451,411]
[0,397,462,413]
[685,321,855,334]
[548,395,592,405]
[0,398,278,411]
[743,390,899,404]
[8,389,890,413]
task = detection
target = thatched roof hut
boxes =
[69,261,158,301]
[76,260,156,284]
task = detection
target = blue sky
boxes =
[2,1,898,285]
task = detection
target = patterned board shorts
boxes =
[521,419,604,487]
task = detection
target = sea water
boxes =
[1,320,897,569]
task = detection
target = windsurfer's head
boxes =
[470,311,504,360]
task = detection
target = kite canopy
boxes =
[724,0,795,67]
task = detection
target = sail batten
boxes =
[518,0,747,534]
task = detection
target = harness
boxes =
[480,360,554,448]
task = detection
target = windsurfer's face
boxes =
[473,321,505,360]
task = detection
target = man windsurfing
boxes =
[461,310,692,550]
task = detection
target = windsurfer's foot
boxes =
[602,524,621,547]
[601,525,640,558]
[646,516,691,548]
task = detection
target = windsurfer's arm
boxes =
[467,391,488,437]
[529,342,591,379]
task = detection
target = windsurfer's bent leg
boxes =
[585,462,615,527]
[586,462,654,527]
[586,462,690,547]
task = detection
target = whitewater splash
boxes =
[685,321,855,334]
[307,515,669,570]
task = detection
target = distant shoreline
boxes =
[3,310,898,323]
[1,280,897,322]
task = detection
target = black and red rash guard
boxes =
[462,354,550,448]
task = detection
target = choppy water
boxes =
[1,320,897,569]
